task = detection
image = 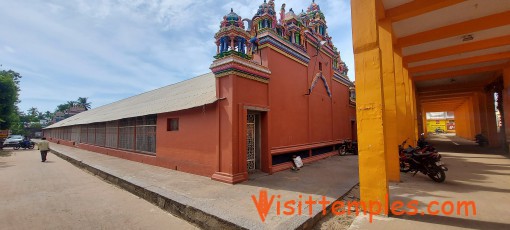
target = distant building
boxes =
[44,0,356,184]
[426,112,455,133]
[49,106,87,125]
[66,105,87,116]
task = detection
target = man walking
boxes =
[37,137,50,162]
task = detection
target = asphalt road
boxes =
[0,148,196,230]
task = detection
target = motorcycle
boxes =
[14,139,35,150]
[339,139,358,155]
[399,139,447,183]
[417,134,441,159]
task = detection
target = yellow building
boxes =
[425,112,455,133]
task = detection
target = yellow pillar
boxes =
[411,82,419,139]
[467,97,476,139]
[503,66,510,150]
[416,94,424,136]
[421,106,428,137]
[456,101,471,140]
[403,68,415,145]
[379,19,400,182]
[472,92,482,135]
[393,50,411,144]
[351,0,389,208]
[485,91,499,147]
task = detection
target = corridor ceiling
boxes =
[381,0,510,111]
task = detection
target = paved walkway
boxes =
[35,142,359,229]
[350,134,510,229]
[0,148,196,230]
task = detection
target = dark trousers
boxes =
[40,150,48,162]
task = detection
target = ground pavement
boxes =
[0,148,196,230]
[350,134,510,230]
[24,142,359,229]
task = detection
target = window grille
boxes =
[105,121,118,148]
[87,125,95,144]
[65,127,72,140]
[95,123,106,147]
[71,126,80,143]
[80,125,87,143]
[48,115,156,155]
[136,115,157,154]
[119,118,135,150]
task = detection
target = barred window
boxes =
[119,118,135,150]
[95,123,106,147]
[136,115,157,154]
[80,125,87,143]
[87,125,95,144]
[71,126,80,142]
[106,121,118,148]
[65,127,72,141]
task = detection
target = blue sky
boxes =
[0,0,353,113]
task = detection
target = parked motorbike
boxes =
[339,139,358,155]
[14,139,35,150]
[399,139,447,183]
[417,134,440,158]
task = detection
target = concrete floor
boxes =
[350,134,510,230]
[27,142,359,229]
[0,149,196,230]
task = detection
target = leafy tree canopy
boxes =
[0,69,22,130]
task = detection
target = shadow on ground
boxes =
[351,134,510,229]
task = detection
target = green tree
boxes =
[66,100,77,108]
[0,69,22,130]
[28,107,38,116]
[44,111,53,120]
[56,104,70,112]
[26,107,41,122]
[77,97,91,110]
[9,111,25,135]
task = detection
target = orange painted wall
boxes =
[235,76,269,106]
[264,45,353,150]
[332,82,354,140]
[266,49,310,147]
[156,103,219,177]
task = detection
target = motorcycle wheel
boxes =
[400,161,411,172]
[29,144,35,149]
[427,164,446,183]
[14,145,20,150]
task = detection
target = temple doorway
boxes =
[247,112,261,172]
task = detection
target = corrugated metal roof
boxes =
[45,73,217,129]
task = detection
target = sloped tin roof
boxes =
[45,73,217,129]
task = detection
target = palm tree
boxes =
[44,111,53,120]
[66,100,77,108]
[56,104,70,112]
[28,107,39,117]
[77,97,91,110]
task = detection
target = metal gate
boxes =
[247,114,256,171]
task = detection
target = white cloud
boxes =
[3,46,15,54]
